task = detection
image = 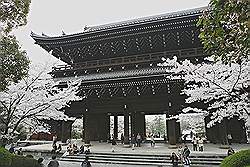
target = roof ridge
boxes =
[31,6,207,39]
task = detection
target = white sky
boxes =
[14,0,210,65]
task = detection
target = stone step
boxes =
[65,154,223,162]
[60,152,222,166]
[60,158,220,167]
[84,152,226,158]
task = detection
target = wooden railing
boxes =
[52,47,205,72]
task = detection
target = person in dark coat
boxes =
[8,144,15,153]
[111,138,116,152]
[81,156,91,167]
[47,155,59,167]
[170,152,179,167]
[227,147,235,156]
[120,133,124,144]
[37,158,45,167]
[131,134,136,150]
[182,145,191,167]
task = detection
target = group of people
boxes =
[192,136,204,151]
[51,143,62,154]
[8,144,23,155]
[66,143,90,155]
[131,133,142,149]
[171,145,191,167]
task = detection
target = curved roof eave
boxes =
[30,6,207,42]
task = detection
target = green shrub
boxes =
[0,147,38,167]
[0,147,13,167]
[220,149,250,167]
[11,155,38,167]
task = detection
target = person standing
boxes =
[47,155,59,167]
[136,133,142,147]
[37,158,45,167]
[8,143,15,153]
[120,133,124,144]
[192,136,198,151]
[81,156,91,167]
[111,137,116,152]
[170,152,179,167]
[52,135,57,145]
[198,137,204,152]
[227,134,232,145]
[227,147,235,156]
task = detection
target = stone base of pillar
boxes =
[168,145,178,149]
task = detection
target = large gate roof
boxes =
[31,7,207,64]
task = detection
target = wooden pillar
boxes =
[131,112,136,137]
[167,119,178,145]
[113,115,118,139]
[219,119,228,145]
[84,113,90,144]
[124,107,130,144]
[82,115,85,141]
[131,112,146,139]
[61,121,72,143]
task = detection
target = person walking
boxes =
[47,155,59,167]
[192,136,198,151]
[131,134,136,150]
[170,152,179,167]
[182,145,191,167]
[177,145,183,162]
[150,134,155,147]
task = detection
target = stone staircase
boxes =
[60,152,225,166]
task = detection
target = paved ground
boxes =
[17,140,249,167]
[44,160,156,167]
[20,140,250,156]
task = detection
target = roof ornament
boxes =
[62,30,66,35]
[42,32,49,37]
[83,25,90,32]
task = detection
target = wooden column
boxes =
[82,115,85,141]
[61,121,72,143]
[84,113,90,144]
[131,112,146,139]
[124,107,130,144]
[167,119,178,145]
[113,115,118,139]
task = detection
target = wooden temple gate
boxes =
[31,7,247,145]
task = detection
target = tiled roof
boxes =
[88,7,206,32]
[53,67,178,83]
[31,7,207,40]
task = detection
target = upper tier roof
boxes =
[31,7,207,40]
[31,7,208,64]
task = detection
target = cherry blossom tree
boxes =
[161,57,249,129]
[0,65,81,145]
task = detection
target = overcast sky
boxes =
[14,0,210,65]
